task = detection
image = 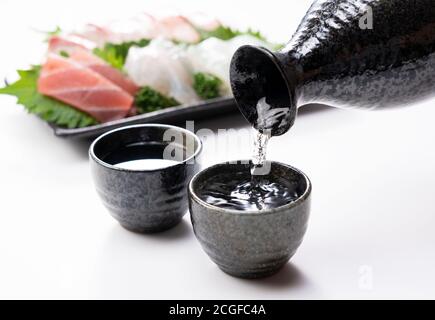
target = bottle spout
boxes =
[230,45,296,137]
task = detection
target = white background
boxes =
[1,0,435,299]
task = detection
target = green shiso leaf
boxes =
[59,50,69,58]
[44,26,62,41]
[193,72,222,99]
[0,66,98,128]
[198,25,284,49]
[47,26,62,37]
[93,39,151,70]
[93,46,125,70]
[134,86,180,113]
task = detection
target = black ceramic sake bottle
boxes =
[230,0,435,136]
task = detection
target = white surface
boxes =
[1,0,435,300]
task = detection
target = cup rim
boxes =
[89,124,202,173]
[189,160,312,216]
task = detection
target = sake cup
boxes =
[189,161,311,279]
[90,124,202,233]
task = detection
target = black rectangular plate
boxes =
[49,97,237,139]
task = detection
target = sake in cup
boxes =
[189,161,311,278]
[90,124,202,233]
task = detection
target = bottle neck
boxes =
[230,45,298,137]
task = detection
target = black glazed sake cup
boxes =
[189,161,311,279]
[90,124,202,233]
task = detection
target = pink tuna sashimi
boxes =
[69,48,139,95]
[48,38,139,95]
[49,35,96,53]
[38,54,133,123]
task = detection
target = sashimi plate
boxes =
[0,13,276,139]
[50,97,236,139]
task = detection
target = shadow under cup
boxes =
[90,124,202,233]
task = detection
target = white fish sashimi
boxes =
[75,14,201,46]
[184,35,274,94]
[124,38,199,104]
[105,13,160,44]
[73,16,157,46]
[185,12,221,31]
[125,35,273,102]
[73,24,114,47]
[158,15,200,43]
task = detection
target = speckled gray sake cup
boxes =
[189,161,311,279]
[90,124,202,233]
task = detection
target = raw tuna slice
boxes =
[48,38,139,95]
[69,48,139,95]
[48,35,96,52]
[38,54,133,123]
